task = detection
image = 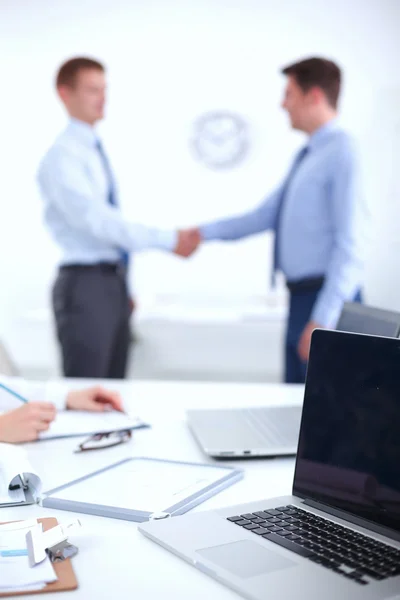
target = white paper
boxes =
[48,458,231,513]
[0,443,41,505]
[0,519,38,532]
[0,523,56,589]
[0,583,46,593]
[40,410,145,440]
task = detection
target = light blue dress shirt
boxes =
[200,120,368,328]
[37,119,177,266]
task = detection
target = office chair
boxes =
[0,340,19,376]
[336,302,400,338]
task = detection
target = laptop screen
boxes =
[293,329,400,533]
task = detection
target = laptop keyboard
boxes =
[227,505,400,586]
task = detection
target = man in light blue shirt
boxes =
[188,57,367,383]
[38,57,198,379]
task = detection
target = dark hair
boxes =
[56,57,105,88]
[281,57,341,109]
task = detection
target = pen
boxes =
[0,382,28,404]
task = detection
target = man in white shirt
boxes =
[38,57,200,380]
[0,379,122,443]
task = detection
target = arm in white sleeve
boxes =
[38,148,177,252]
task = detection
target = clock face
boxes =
[190,111,249,169]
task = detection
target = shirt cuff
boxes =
[199,223,220,241]
[311,297,342,329]
[155,230,178,251]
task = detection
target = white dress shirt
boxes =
[37,118,177,265]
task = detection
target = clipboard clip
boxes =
[149,512,171,520]
[26,519,81,566]
[9,474,29,491]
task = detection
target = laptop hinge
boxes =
[302,498,400,544]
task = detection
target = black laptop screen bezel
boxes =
[292,329,400,536]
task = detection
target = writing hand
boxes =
[0,402,56,443]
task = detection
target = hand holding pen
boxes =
[0,382,124,443]
[0,402,56,443]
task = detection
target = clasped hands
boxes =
[173,228,202,258]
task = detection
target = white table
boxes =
[1,380,303,599]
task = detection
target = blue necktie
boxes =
[272,146,309,284]
[96,140,129,268]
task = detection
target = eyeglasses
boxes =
[74,429,132,453]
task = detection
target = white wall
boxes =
[0,0,399,340]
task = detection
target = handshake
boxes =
[173,228,202,258]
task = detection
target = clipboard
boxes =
[0,518,78,597]
[42,457,243,522]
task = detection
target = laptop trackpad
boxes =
[196,540,296,579]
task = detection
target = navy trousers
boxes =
[285,289,362,384]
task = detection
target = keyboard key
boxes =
[285,518,300,525]
[252,528,270,535]
[234,520,252,526]
[241,514,256,520]
[264,532,315,558]
[265,509,283,517]
[243,523,261,530]
[265,517,281,524]
[253,511,270,519]
[227,516,242,522]
[252,518,267,525]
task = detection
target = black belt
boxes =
[286,276,325,293]
[60,262,124,274]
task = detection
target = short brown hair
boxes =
[282,57,341,109]
[56,57,105,88]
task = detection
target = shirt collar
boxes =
[67,118,99,147]
[308,117,339,150]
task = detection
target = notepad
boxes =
[39,410,149,440]
[0,521,57,591]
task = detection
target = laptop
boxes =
[139,330,400,600]
[187,404,303,458]
[336,302,400,337]
[187,303,400,459]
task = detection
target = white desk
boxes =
[1,380,303,599]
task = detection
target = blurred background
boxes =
[0,0,399,382]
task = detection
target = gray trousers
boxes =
[52,264,130,379]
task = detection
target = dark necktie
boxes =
[272,146,309,283]
[96,140,129,268]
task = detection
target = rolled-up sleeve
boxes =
[38,149,177,253]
